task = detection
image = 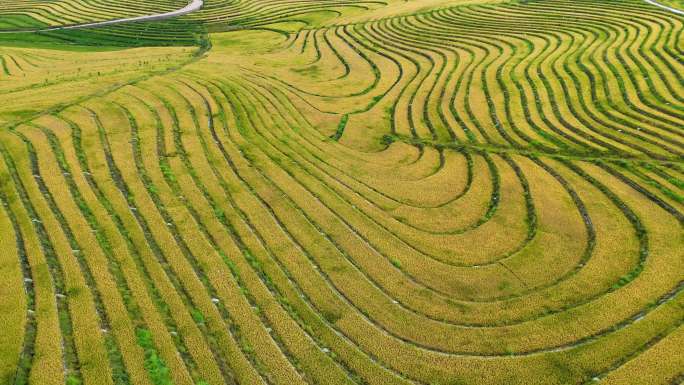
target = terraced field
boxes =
[0,0,682,384]
[654,0,684,12]
[0,0,190,29]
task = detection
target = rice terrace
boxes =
[0,0,683,383]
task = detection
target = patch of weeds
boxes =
[321,309,343,324]
[136,328,173,385]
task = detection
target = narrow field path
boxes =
[643,0,684,14]
[0,0,203,33]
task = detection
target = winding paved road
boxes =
[0,0,203,33]
[643,0,684,15]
